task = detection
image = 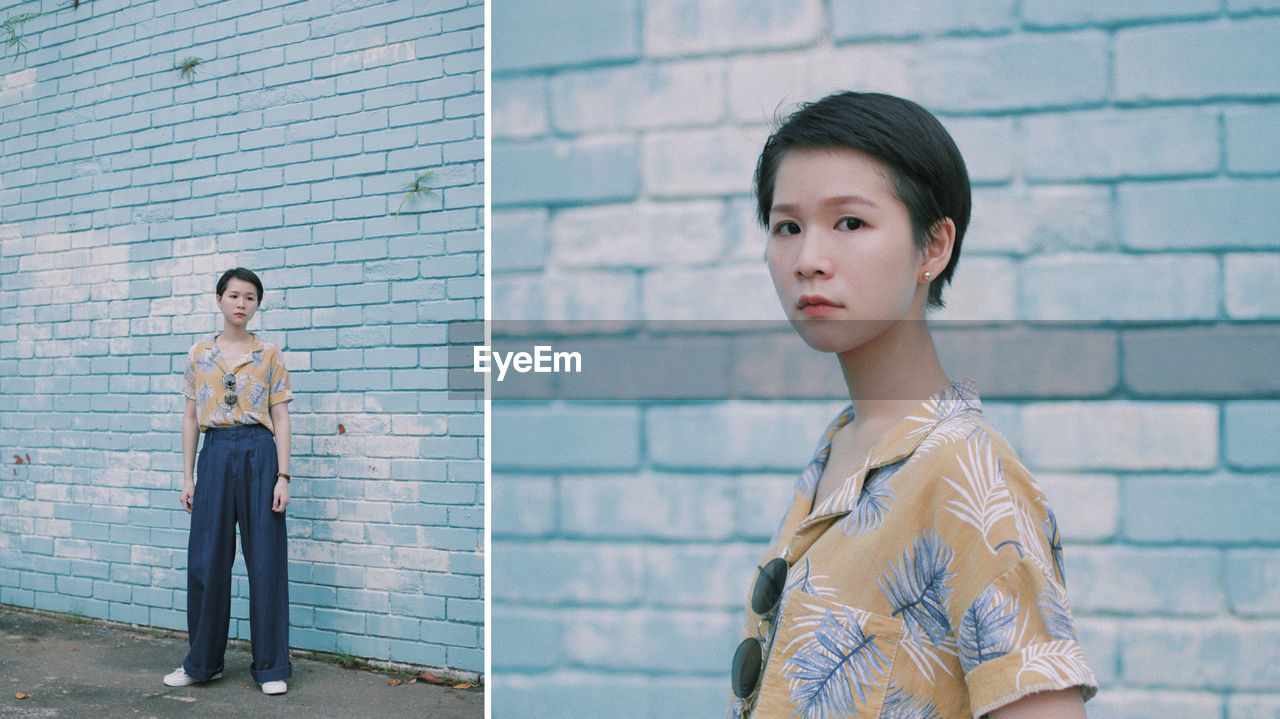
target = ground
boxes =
[0,606,483,718]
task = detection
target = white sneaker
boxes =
[261,680,288,695]
[163,666,222,686]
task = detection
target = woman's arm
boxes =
[270,401,291,513]
[180,399,198,513]
[990,688,1087,719]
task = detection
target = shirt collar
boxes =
[863,377,982,472]
[796,378,983,530]
[209,332,264,372]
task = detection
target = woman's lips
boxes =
[797,295,842,316]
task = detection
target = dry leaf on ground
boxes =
[452,683,477,689]
[15,692,30,699]
[417,671,447,685]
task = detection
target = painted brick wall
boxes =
[0,0,484,676]
[491,1,1280,716]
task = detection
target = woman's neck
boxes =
[836,318,952,427]
[219,324,252,344]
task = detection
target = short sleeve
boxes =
[960,557,1098,717]
[181,346,197,400]
[266,348,293,406]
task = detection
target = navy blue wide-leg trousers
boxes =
[183,424,291,683]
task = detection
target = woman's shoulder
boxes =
[251,335,289,370]
[906,413,1066,589]
[910,413,1036,485]
[252,333,285,354]
[186,336,215,357]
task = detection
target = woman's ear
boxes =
[921,218,956,280]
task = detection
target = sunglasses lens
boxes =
[731,637,763,699]
[751,557,789,616]
[224,392,238,406]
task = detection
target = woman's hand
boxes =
[270,402,291,515]
[180,479,194,513]
[272,477,289,513]
[181,398,198,514]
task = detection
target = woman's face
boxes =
[766,147,932,355]
[217,277,260,329]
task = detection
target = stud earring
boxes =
[924,271,933,281]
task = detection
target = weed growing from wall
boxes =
[396,171,435,215]
[175,56,202,83]
[1,11,39,59]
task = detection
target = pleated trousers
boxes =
[183,423,291,683]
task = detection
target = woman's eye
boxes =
[772,221,801,236]
[837,217,864,231]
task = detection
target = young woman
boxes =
[729,93,1097,718]
[164,267,294,696]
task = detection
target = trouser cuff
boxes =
[182,658,223,682]
[250,662,293,683]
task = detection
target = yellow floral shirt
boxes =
[181,333,293,435]
[733,380,1097,719]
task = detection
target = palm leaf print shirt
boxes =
[733,380,1097,719]
[181,333,293,435]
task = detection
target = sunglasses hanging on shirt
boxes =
[222,373,238,406]
[731,556,789,702]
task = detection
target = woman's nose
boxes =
[794,234,833,278]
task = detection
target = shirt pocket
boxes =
[756,589,903,719]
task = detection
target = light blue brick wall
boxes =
[0,0,483,676]
[493,2,1280,717]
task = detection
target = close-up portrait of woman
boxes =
[490,2,1280,718]
[729,91,1094,719]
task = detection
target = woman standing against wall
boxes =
[164,267,294,696]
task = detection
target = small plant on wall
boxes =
[4,1,87,65]
[175,56,202,84]
[2,11,40,59]
[395,171,435,215]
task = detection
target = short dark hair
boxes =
[216,267,264,302]
[754,92,971,308]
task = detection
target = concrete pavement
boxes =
[0,605,483,718]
